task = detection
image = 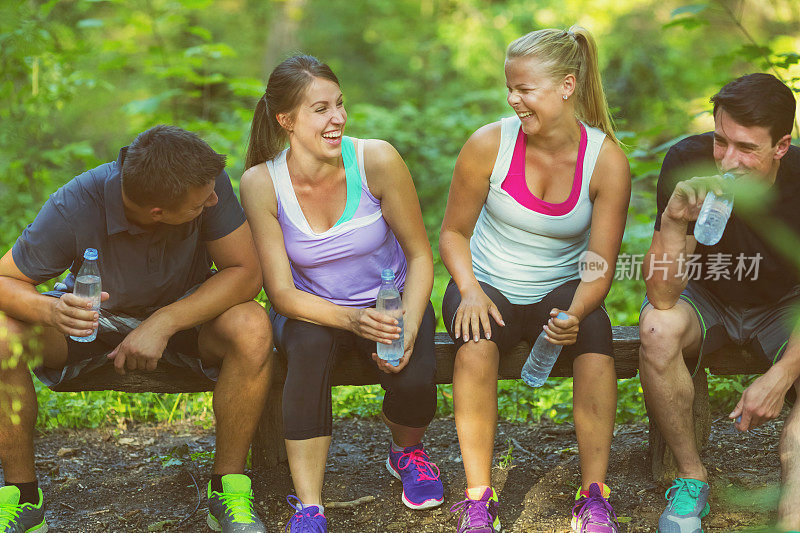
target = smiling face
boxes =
[281,77,346,160]
[713,108,791,183]
[505,56,574,136]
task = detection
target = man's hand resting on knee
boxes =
[107,316,173,374]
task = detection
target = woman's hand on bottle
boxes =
[347,307,402,344]
[543,308,579,345]
[371,325,416,374]
[453,285,504,343]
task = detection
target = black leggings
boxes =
[442,278,614,360]
[270,302,437,440]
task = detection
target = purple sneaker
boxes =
[571,483,619,533]
[450,487,501,532]
[386,443,444,509]
[284,495,327,533]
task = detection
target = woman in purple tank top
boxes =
[240,55,443,531]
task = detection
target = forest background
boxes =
[1,0,799,430]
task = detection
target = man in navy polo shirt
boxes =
[0,125,271,532]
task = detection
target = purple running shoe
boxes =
[449,487,501,532]
[284,495,327,533]
[386,443,444,509]
[571,483,619,533]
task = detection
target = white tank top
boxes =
[470,116,606,304]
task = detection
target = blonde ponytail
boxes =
[506,25,619,145]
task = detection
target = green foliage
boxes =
[2,0,799,429]
[33,377,212,429]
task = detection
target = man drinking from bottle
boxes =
[639,73,800,532]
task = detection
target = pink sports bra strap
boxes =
[501,122,587,216]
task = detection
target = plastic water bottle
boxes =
[693,172,735,246]
[70,248,102,342]
[521,312,569,387]
[376,268,403,366]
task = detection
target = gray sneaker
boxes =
[207,474,265,532]
[0,486,47,533]
[658,478,710,533]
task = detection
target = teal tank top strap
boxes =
[334,136,363,227]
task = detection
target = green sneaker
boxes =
[0,486,47,533]
[207,474,266,532]
[658,478,710,533]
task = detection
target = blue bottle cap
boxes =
[556,312,569,320]
[83,248,98,261]
[381,268,395,281]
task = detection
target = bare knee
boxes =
[213,303,272,370]
[639,307,693,372]
[454,341,498,381]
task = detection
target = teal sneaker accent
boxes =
[0,486,47,533]
[207,474,266,532]
[658,478,710,533]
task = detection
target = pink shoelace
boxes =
[397,449,441,482]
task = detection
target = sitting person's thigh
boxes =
[532,279,613,359]
[441,278,523,355]
[748,287,800,368]
[640,281,731,373]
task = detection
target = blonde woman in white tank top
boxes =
[440,27,631,533]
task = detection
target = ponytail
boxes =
[245,95,285,169]
[506,25,619,145]
[570,26,618,145]
[244,55,341,170]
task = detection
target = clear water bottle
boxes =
[70,248,102,342]
[521,312,569,387]
[376,268,403,366]
[693,172,735,246]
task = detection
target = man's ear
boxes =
[149,207,164,222]
[774,134,792,160]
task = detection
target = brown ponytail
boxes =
[506,25,619,145]
[244,55,341,170]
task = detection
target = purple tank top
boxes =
[266,137,407,307]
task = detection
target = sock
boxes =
[466,486,491,500]
[210,474,224,493]
[298,501,324,514]
[391,441,406,453]
[7,481,39,505]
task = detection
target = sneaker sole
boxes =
[207,513,222,532]
[385,457,444,510]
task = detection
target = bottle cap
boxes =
[381,268,395,281]
[556,311,569,320]
[83,248,98,261]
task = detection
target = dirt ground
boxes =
[11,411,789,532]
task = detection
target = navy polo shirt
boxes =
[12,147,247,316]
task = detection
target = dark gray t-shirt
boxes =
[12,147,246,315]
[654,132,800,305]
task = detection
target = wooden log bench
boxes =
[51,325,776,482]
